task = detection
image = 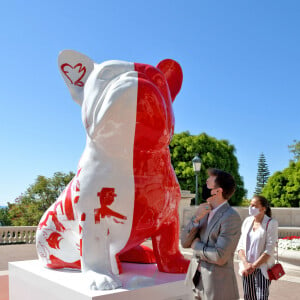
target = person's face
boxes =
[206,175,223,206]
[250,198,265,215]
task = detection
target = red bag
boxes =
[265,219,285,280]
[267,263,285,280]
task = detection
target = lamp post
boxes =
[192,154,202,206]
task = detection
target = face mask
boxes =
[202,185,212,201]
[249,206,260,217]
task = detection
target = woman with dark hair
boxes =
[237,195,278,300]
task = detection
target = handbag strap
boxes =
[265,218,279,263]
[266,218,271,231]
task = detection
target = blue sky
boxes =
[1,1,299,206]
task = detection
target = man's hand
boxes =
[193,203,212,223]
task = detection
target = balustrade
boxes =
[0,226,37,244]
[1,205,300,245]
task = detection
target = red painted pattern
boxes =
[47,255,81,269]
[46,232,63,249]
[113,218,125,224]
[75,181,80,192]
[61,63,86,87]
[118,63,173,250]
[75,169,81,194]
[38,172,80,231]
[117,62,189,274]
[76,168,82,177]
[74,195,80,204]
[94,188,127,224]
[79,212,85,256]
[38,211,65,232]
[64,179,75,220]
[80,238,83,257]
[54,199,64,215]
[119,245,156,264]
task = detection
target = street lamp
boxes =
[192,154,202,206]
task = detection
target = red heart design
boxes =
[61,63,86,87]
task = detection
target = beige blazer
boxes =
[182,202,241,300]
[236,215,278,279]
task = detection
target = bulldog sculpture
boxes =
[36,50,189,290]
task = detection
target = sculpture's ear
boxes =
[156,59,183,102]
[58,50,94,106]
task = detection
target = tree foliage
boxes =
[8,172,74,226]
[0,207,12,226]
[170,132,246,205]
[288,140,300,162]
[255,153,270,195]
[262,161,300,207]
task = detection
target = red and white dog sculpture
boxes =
[36,50,189,290]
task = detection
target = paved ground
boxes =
[0,244,38,272]
[179,247,300,300]
[1,243,300,299]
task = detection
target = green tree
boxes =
[262,161,300,207]
[8,172,74,226]
[0,207,12,226]
[288,140,300,162]
[255,153,270,195]
[169,131,246,205]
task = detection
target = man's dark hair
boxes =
[208,168,236,200]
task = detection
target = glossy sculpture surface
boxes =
[36,50,189,290]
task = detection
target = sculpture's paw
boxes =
[86,270,122,290]
[157,254,190,273]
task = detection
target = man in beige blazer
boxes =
[182,168,241,300]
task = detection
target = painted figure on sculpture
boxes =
[36,50,189,290]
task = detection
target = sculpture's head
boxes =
[58,50,183,149]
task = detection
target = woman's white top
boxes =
[237,215,278,279]
[246,227,262,263]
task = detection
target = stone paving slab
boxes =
[0,275,8,300]
[0,244,37,271]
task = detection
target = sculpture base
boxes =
[9,260,193,300]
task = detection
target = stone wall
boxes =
[1,193,299,245]
[179,190,195,228]
[181,205,300,238]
